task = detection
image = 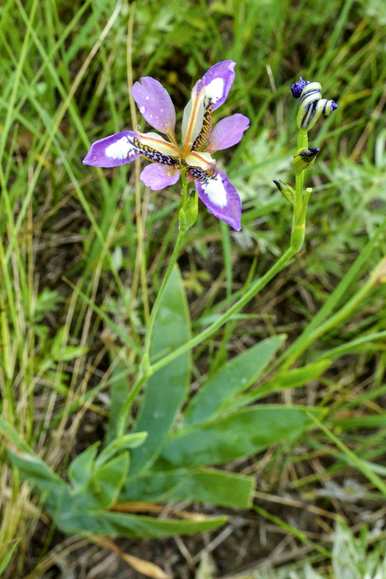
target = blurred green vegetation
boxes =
[0,0,386,577]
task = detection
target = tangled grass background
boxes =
[0,0,386,577]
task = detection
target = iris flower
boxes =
[83,61,249,231]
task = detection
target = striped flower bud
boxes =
[291,77,338,130]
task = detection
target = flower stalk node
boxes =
[293,147,320,175]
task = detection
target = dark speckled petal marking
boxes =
[132,136,178,166]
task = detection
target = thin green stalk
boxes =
[295,130,308,186]
[116,179,188,435]
[118,129,312,431]
[290,129,309,252]
[149,246,296,376]
[308,412,386,497]
[283,264,380,367]
[142,225,186,372]
[147,132,311,378]
[115,224,184,436]
[115,372,147,437]
[279,218,386,369]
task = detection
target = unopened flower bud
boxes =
[291,77,338,130]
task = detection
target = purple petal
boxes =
[195,170,241,231]
[83,131,139,168]
[195,60,236,111]
[140,163,180,191]
[208,113,250,152]
[132,77,176,134]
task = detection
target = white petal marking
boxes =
[105,136,136,160]
[205,174,228,208]
[204,78,225,104]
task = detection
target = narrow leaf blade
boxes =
[121,467,254,508]
[68,443,99,490]
[161,405,323,468]
[55,509,226,538]
[8,450,66,495]
[185,336,285,425]
[131,266,191,474]
[92,452,130,508]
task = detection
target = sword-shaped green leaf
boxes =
[130,266,191,474]
[185,335,285,425]
[161,405,324,468]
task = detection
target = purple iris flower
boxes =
[83,61,249,231]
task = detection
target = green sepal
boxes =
[273,179,296,204]
[292,147,320,175]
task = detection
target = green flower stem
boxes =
[116,372,147,437]
[119,131,313,430]
[149,245,296,377]
[141,175,190,370]
[147,131,312,379]
[295,130,308,185]
[290,129,309,252]
[141,227,185,373]
[116,179,188,436]
[116,227,185,437]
